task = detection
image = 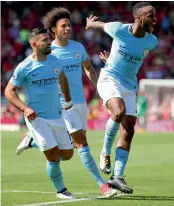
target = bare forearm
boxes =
[88,21,105,29]
[84,65,98,87]
[59,74,71,102]
[60,84,71,102]
[5,90,26,112]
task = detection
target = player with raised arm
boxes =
[5,28,75,199]
[16,8,117,197]
[85,2,158,194]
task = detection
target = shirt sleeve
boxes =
[149,35,158,50]
[80,44,88,62]
[104,22,122,39]
[153,37,158,49]
[55,60,64,74]
[10,63,25,88]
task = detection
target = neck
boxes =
[55,37,69,47]
[32,51,47,61]
[131,23,146,38]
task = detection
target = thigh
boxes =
[62,107,83,134]
[107,97,126,113]
[122,88,137,117]
[53,118,74,150]
[25,117,57,152]
[97,78,122,106]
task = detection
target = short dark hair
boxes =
[28,27,47,41]
[132,2,152,17]
[45,7,71,35]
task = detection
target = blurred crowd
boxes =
[144,87,174,121]
[1,1,174,125]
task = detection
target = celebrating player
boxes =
[85,2,158,193]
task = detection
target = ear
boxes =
[136,15,141,23]
[32,42,36,47]
[52,27,56,33]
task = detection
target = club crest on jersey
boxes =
[54,67,59,74]
[75,52,81,59]
[144,48,150,56]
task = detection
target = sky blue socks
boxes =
[113,147,129,177]
[78,146,105,186]
[47,161,65,192]
[102,117,120,155]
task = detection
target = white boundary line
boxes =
[1,190,125,206]
[2,189,127,206]
[15,194,125,206]
[15,197,102,206]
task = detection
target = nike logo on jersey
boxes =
[32,73,39,77]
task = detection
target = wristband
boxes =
[63,100,73,109]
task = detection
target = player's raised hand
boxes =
[85,15,98,29]
[99,50,110,64]
[23,106,37,121]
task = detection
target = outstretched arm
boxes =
[82,58,98,87]
[5,82,37,121]
[85,15,105,30]
[86,16,122,40]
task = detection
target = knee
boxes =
[111,108,126,123]
[71,131,88,148]
[44,147,60,162]
[61,149,74,161]
[75,137,88,148]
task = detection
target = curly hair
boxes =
[45,7,71,35]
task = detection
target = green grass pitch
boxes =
[1,130,174,206]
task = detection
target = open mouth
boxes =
[152,23,156,28]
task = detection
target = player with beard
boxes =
[85,2,158,193]
[5,28,76,199]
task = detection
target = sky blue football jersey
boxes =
[103,22,158,92]
[51,40,88,104]
[10,54,63,119]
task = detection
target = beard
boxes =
[143,21,153,33]
[40,48,51,55]
[143,22,150,31]
[43,50,51,55]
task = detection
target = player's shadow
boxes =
[100,195,174,201]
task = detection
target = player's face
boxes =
[36,33,52,55]
[139,6,157,33]
[55,18,72,40]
